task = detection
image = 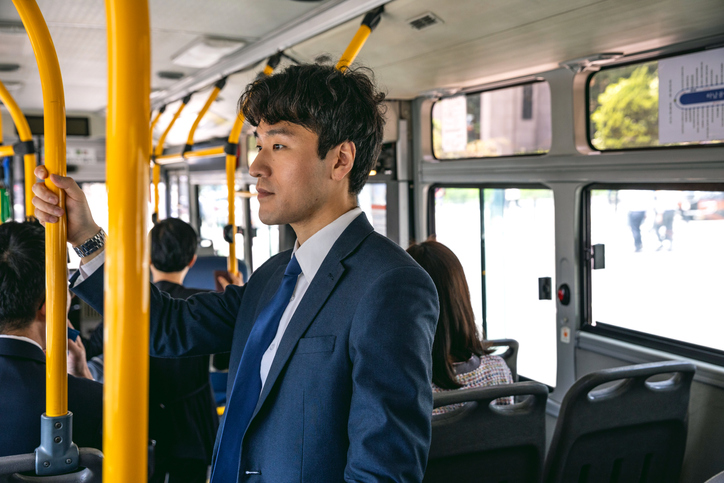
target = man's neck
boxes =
[150,267,186,285]
[293,197,357,246]
[2,319,46,349]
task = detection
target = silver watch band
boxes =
[73,228,106,258]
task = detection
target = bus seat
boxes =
[705,469,724,482]
[424,381,548,483]
[185,256,249,291]
[0,447,102,482]
[210,371,228,406]
[487,338,519,382]
[543,361,696,483]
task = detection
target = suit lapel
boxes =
[251,214,374,417]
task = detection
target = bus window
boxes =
[588,47,724,150]
[431,82,552,159]
[168,172,190,222]
[358,183,387,236]
[249,184,280,269]
[433,186,556,386]
[197,184,245,260]
[586,187,724,357]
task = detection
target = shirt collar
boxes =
[0,334,44,352]
[292,207,363,283]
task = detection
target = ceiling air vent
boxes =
[407,12,443,31]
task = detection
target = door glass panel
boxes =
[358,183,387,236]
[589,188,724,349]
[433,187,556,387]
[197,184,245,260]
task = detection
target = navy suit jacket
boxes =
[0,337,103,457]
[72,213,439,482]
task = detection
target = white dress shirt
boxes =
[73,207,363,390]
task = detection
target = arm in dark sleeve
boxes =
[70,262,244,357]
[345,266,439,483]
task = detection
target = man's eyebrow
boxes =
[256,127,295,138]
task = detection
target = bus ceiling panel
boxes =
[290,0,724,99]
[150,0,391,109]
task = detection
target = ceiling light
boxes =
[172,37,246,69]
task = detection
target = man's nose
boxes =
[249,150,268,178]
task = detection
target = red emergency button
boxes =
[557,284,570,305]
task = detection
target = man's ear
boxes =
[37,300,47,321]
[331,141,356,182]
[188,254,197,269]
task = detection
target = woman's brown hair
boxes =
[407,238,488,389]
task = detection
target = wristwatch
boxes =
[73,228,106,258]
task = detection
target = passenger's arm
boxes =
[71,261,244,358]
[345,266,439,483]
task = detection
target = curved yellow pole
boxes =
[185,80,224,152]
[13,0,68,418]
[105,0,151,481]
[0,145,13,157]
[152,98,189,220]
[0,78,37,219]
[225,115,243,275]
[335,7,383,71]
[155,145,224,165]
[149,106,164,153]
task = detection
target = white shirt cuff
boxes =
[75,249,105,284]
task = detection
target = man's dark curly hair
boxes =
[0,221,45,333]
[240,63,386,195]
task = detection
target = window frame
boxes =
[430,80,552,161]
[581,182,724,366]
[585,44,724,153]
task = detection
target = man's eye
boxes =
[273,144,284,150]
[255,145,262,152]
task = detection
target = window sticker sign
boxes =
[439,96,467,154]
[659,47,724,143]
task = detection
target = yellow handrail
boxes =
[105,0,151,481]
[149,105,164,147]
[336,6,383,71]
[0,145,13,157]
[155,145,224,165]
[185,78,226,152]
[14,0,68,419]
[0,78,37,219]
[152,96,190,220]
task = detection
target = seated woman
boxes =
[407,238,513,415]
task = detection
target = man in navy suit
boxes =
[33,63,439,482]
[0,221,102,457]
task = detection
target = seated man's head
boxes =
[0,222,47,342]
[240,63,386,237]
[150,218,199,283]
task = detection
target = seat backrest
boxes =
[544,360,696,483]
[487,338,519,381]
[425,381,548,483]
[184,255,248,290]
[0,448,102,482]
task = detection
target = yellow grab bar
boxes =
[105,0,151,481]
[336,6,383,71]
[13,0,68,418]
[0,145,13,157]
[149,104,165,153]
[183,77,226,156]
[152,96,190,220]
[155,145,224,165]
[0,78,37,219]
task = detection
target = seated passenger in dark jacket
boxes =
[87,218,220,483]
[0,221,102,457]
[407,238,513,415]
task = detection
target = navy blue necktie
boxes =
[210,255,302,483]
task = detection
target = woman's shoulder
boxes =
[465,353,513,384]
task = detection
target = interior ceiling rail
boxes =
[150,0,391,109]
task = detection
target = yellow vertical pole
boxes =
[0,79,37,219]
[105,0,151,481]
[335,7,383,71]
[225,117,243,275]
[183,79,225,156]
[13,0,68,417]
